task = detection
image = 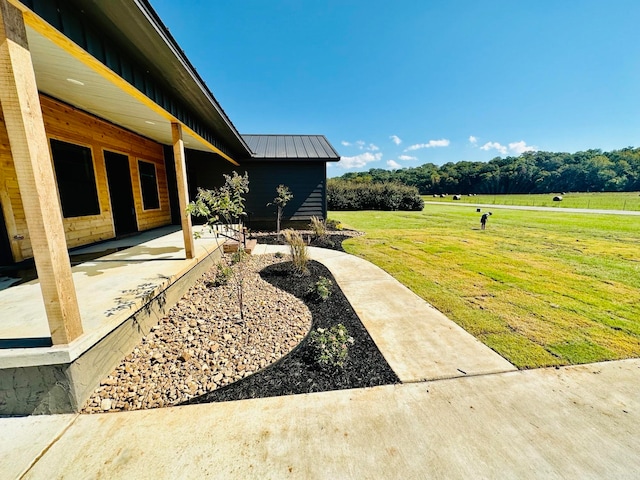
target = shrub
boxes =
[325,218,342,230]
[212,263,232,287]
[311,276,333,301]
[308,324,354,368]
[282,229,309,274]
[231,248,248,264]
[327,179,424,211]
[309,216,327,239]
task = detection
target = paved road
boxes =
[424,201,640,215]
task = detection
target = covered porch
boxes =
[0,0,255,414]
[0,226,227,415]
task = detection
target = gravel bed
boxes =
[82,254,311,413]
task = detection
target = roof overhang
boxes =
[9,0,251,164]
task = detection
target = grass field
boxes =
[330,204,640,368]
[425,191,640,211]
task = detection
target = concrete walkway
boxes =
[3,246,640,479]
[255,245,516,382]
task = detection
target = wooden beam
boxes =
[0,0,82,344]
[171,122,195,259]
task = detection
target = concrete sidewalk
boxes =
[3,246,639,479]
[5,360,640,479]
[299,246,516,382]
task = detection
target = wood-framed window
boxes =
[50,139,100,218]
[138,159,160,210]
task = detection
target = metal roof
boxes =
[242,135,341,161]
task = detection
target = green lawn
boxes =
[330,204,640,368]
[425,191,640,211]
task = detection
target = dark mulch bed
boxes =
[182,259,400,405]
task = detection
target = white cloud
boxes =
[339,152,383,169]
[428,138,450,147]
[342,140,380,152]
[390,135,402,145]
[480,141,508,155]
[508,140,537,154]
[404,139,450,151]
[479,140,538,155]
[387,160,401,169]
[469,135,478,145]
[398,154,417,161]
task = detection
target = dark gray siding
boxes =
[185,150,327,229]
[243,162,326,226]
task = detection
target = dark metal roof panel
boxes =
[284,136,297,158]
[293,136,306,158]
[309,136,331,157]
[243,135,255,152]
[243,135,340,160]
[265,136,276,158]
[301,136,318,158]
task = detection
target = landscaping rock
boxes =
[81,254,312,413]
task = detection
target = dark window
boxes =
[50,139,100,218]
[138,160,160,210]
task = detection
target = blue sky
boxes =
[149,1,640,177]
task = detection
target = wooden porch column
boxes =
[0,0,83,344]
[171,122,195,259]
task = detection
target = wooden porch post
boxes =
[0,0,83,344]
[171,122,195,259]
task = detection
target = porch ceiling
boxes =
[26,25,213,154]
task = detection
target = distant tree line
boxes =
[335,147,640,194]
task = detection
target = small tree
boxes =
[187,171,249,233]
[186,171,250,322]
[268,184,293,235]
